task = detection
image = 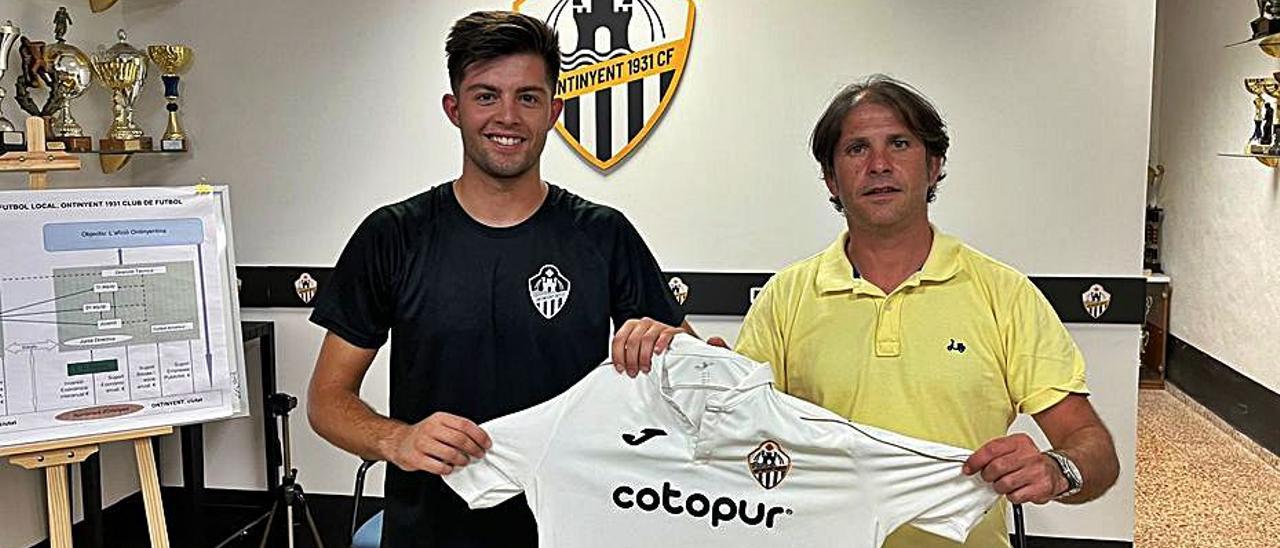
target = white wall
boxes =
[0,1,1152,545]
[1153,0,1280,395]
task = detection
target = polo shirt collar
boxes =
[814,225,962,295]
[918,227,963,283]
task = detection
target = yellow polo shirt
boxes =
[735,229,1089,548]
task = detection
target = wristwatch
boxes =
[1043,449,1083,499]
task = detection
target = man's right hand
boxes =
[385,412,492,475]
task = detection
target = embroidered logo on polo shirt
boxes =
[747,440,791,490]
[1082,283,1111,320]
[529,264,572,319]
[946,339,967,354]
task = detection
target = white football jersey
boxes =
[444,335,998,547]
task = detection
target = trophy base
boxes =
[160,138,187,152]
[1253,17,1280,40]
[1250,143,1270,155]
[53,136,94,153]
[100,137,153,153]
[1,131,26,152]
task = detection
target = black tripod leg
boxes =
[299,497,326,548]
[256,500,280,548]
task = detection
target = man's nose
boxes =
[867,147,892,174]
[496,98,520,124]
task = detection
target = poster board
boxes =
[0,185,247,447]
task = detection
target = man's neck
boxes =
[454,168,547,228]
[845,220,934,294]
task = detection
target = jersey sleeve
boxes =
[1003,277,1090,415]
[734,277,788,391]
[308,208,402,349]
[605,213,685,328]
[853,423,1000,543]
[442,368,599,509]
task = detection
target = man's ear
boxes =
[928,155,944,182]
[824,173,840,203]
[548,97,564,128]
[442,94,461,127]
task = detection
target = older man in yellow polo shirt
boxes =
[612,75,1119,548]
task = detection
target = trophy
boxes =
[1145,165,1166,274]
[92,29,151,152]
[1265,78,1280,155]
[16,34,74,153]
[1254,0,1280,40]
[44,7,92,151]
[1245,78,1272,154]
[0,20,24,151]
[147,44,193,151]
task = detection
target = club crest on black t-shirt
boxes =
[528,264,571,319]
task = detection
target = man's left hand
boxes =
[963,433,1067,504]
[611,318,684,377]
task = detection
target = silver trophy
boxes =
[45,7,92,149]
[0,20,25,150]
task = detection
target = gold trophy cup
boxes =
[92,29,151,152]
[147,44,193,151]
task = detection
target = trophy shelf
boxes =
[1227,33,1280,58]
[1217,152,1280,167]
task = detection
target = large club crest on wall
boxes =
[515,0,696,171]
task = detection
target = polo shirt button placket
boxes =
[876,295,903,357]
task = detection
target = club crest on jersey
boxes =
[747,440,791,490]
[514,0,696,171]
[1082,283,1111,319]
[294,272,318,304]
[668,276,689,305]
[529,264,572,319]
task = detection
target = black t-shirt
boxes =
[309,182,684,548]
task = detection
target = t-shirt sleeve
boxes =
[605,213,685,328]
[734,277,788,391]
[855,423,1000,543]
[442,368,597,509]
[308,208,402,349]
[1003,277,1090,415]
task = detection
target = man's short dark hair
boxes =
[810,74,950,211]
[446,11,560,93]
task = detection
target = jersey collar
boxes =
[814,225,962,296]
[651,334,776,418]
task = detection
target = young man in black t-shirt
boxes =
[306,11,686,548]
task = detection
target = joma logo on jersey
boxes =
[515,0,696,171]
[529,264,572,319]
[612,481,793,529]
[747,440,791,490]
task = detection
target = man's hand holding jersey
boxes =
[611,318,715,376]
[383,412,492,475]
[963,433,1066,504]
[964,395,1119,505]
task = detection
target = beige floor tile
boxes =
[1135,390,1280,548]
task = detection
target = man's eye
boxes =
[892,139,910,149]
[847,144,867,154]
